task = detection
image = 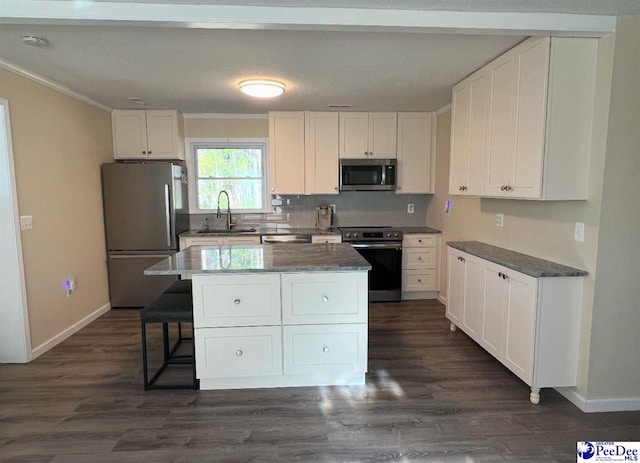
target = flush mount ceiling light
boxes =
[22,35,49,47]
[239,79,285,98]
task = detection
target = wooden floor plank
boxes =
[1,300,639,462]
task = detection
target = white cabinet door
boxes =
[461,254,483,342]
[281,272,368,324]
[368,112,397,158]
[396,112,433,194]
[339,112,369,158]
[481,262,507,358]
[449,83,471,195]
[502,269,537,384]
[196,326,283,378]
[467,71,490,195]
[112,110,148,159]
[512,38,549,199]
[446,248,465,326]
[305,111,339,194]
[192,274,281,327]
[269,111,305,194]
[283,324,367,375]
[485,53,517,197]
[145,110,183,160]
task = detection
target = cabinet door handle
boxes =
[418,239,422,243]
[500,185,505,191]
[321,295,329,303]
[418,279,422,283]
[142,150,147,155]
[271,187,275,192]
[334,187,338,191]
[505,185,512,191]
[235,350,243,357]
[322,346,329,353]
[234,298,241,305]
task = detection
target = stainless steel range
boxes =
[340,226,403,302]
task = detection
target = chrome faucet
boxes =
[216,190,232,230]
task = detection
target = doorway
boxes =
[0,97,31,362]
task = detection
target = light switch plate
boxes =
[575,222,585,242]
[496,213,504,228]
[20,215,33,230]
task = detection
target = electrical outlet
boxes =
[574,222,585,242]
[329,204,336,213]
[496,213,504,228]
[407,203,414,214]
[20,215,33,230]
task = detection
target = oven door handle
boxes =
[350,243,402,250]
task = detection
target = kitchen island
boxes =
[145,243,371,390]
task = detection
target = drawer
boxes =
[281,272,368,324]
[283,324,367,375]
[184,237,225,247]
[311,235,342,244]
[402,248,436,269]
[403,234,437,248]
[192,274,281,327]
[195,326,282,379]
[402,269,436,291]
[224,236,261,245]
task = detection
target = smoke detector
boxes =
[127,97,146,106]
[22,35,49,47]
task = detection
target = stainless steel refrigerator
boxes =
[102,162,189,307]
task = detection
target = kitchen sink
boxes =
[196,228,257,234]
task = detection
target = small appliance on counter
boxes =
[315,205,333,230]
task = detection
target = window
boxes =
[187,139,269,213]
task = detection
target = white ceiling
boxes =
[0,0,634,113]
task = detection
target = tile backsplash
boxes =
[188,191,432,230]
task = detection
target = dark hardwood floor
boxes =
[1,300,638,462]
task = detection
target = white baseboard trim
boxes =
[437,293,447,306]
[555,387,640,413]
[31,302,111,360]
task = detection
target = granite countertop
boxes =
[145,243,372,275]
[447,241,588,278]
[400,226,441,234]
[180,227,342,238]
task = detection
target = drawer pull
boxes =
[322,346,329,353]
[235,350,243,357]
[418,239,422,243]
[418,256,422,261]
[234,298,241,305]
[321,295,329,303]
[418,279,422,283]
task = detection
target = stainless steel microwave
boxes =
[339,159,397,191]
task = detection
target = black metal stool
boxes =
[140,293,198,390]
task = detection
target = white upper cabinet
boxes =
[304,111,339,195]
[396,112,434,194]
[112,110,184,160]
[339,112,397,159]
[269,111,306,195]
[449,70,490,195]
[450,36,598,200]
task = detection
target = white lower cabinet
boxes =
[283,324,367,375]
[192,271,368,390]
[196,326,283,378]
[446,246,583,404]
[402,233,439,298]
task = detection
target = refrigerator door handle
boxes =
[164,184,171,247]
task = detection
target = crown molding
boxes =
[0,58,112,113]
[183,113,268,119]
[434,103,452,116]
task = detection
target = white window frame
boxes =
[185,138,270,214]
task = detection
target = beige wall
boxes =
[426,34,615,398]
[586,16,640,400]
[0,68,113,350]
[184,116,268,139]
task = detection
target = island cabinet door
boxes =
[192,274,281,327]
[282,324,367,376]
[195,326,283,378]
[281,272,368,324]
